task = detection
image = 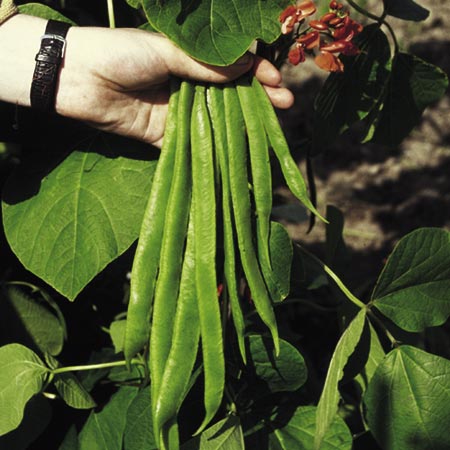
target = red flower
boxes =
[314,51,344,72]
[279,1,317,34]
[333,15,363,41]
[288,45,306,65]
[297,30,320,49]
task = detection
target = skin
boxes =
[0,14,294,148]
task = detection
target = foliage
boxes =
[0,0,449,449]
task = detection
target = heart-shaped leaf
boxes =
[2,135,157,300]
[0,344,49,436]
[372,228,450,332]
[364,345,450,450]
[247,334,307,393]
[141,0,291,65]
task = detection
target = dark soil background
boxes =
[276,0,450,295]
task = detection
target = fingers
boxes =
[263,85,294,109]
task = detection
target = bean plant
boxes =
[0,0,449,449]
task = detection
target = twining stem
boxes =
[51,358,144,375]
[107,0,116,29]
[297,245,367,310]
[346,0,399,53]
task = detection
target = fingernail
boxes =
[236,53,252,65]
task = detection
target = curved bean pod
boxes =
[124,79,180,363]
[251,77,326,222]
[208,85,247,363]
[150,80,194,435]
[223,84,279,356]
[191,84,224,434]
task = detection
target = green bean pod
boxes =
[150,80,194,430]
[124,79,180,363]
[155,207,199,450]
[251,77,326,222]
[223,85,279,355]
[236,78,287,302]
[208,85,247,363]
[191,84,224,434]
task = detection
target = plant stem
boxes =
[107,0,116,29]
[297,245,367,310]
[52,358,143,375]
[367,309,399,347]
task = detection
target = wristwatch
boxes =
[30,20,72,113]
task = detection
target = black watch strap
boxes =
[30,20,72,113]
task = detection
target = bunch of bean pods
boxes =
[123,76,322,449]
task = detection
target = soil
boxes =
[276,0,450,293]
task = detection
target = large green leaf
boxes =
[182,415,244,450]
[247,334,307,393]
[78,386,139,450]
[384,0,429,21]
[312,25,391,152]
[372,228,450,332]
[141,0,291,65]
[371,53,448,146]
[123,387,156,450]
[0,344,49,436]
[253,406,352,450]
[2,135,157,300]
[0,285,65,355]
[314,309,367,450]
[364,345,450,449]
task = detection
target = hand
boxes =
[56,27,294,147]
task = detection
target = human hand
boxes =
[56,27,294,147]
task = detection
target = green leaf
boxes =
[2,135,157,300]
[247,334,307,393]
[0,396,51,450]
[384,0,429,21]
[314,309,367,450]
[364,345,450,450]
[124,387,157,450]
[0,286,65,356]
[141,0,291,65]
[79,386,139,450]
[372,228,450,332]
[109,319,126,354]
[54,373,96,409]
[313,25,391,152]
[371,53,448,146]
[18,3,76,24]
[182,415,244,450]
[0,344,49,436]
[264,406,352,450]
[269,221,293,302]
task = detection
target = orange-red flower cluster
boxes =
[279,0,363,73]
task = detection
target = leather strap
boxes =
[30,20,72,113]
